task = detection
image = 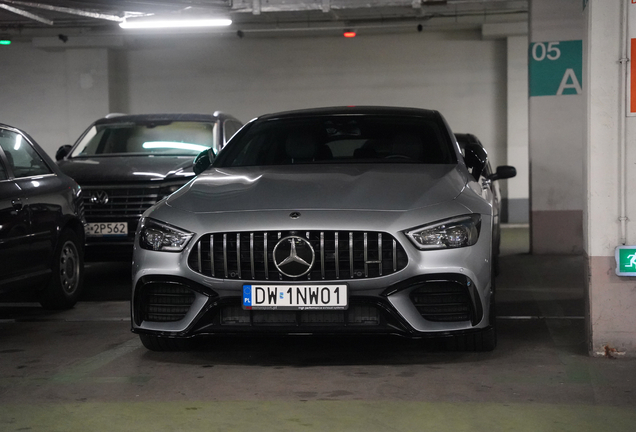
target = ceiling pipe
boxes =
[619,0,629,245]
[0,3,52,25]
[3,0,123,22]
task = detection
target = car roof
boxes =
[256,106,443,121]
[93,112,239,126]
[454,133,481,147]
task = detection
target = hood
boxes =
[166,164,466,213]
[57,155,195,184]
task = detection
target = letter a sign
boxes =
[529,40,583,97]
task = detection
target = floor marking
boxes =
[51,337,145,384]
[497,316,584,320]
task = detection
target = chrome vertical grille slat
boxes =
[197,241,202,273]
[210,235,215,276]
[236,233,241,279]
[320,231,325,280]
[378,233,383,276]
[223,234,228,278]
[349,232,354,279]
[335,232,340,279]
[264,233,269,280]
[364,232,368,278]
[188,231,408,281]
[393,239,397,272]
[250,233,255,280]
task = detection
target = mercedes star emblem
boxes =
[89,190,109,205]
[289,212,301,219]
[273,236,315,278]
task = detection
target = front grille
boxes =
[220,305,381,326]
[188,231,408,281]
[81,183,182,219]
[410,281,473,322]
[140,282,196,322]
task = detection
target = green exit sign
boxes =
[615,246,636,276]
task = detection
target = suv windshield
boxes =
[71,121,217,157]
[215,115,456,167]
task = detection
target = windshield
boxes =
[215,115,456,168]
[70,121,218,157]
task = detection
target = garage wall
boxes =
[0,30,524,213]
[0,43,70,147]
[118,31,508,164]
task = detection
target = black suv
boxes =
[0,123,85,309]
[56,113,242,261]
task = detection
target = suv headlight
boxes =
[138,218,193,252]
[405,214,481,250]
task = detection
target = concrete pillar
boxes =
[529,0,585,254]
[584,1,636,356]
[482,23,530,224]
[506,35,530,224]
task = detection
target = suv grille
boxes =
[188,231,408,281]
[82,183,183,219]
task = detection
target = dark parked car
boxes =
[455,133,515,271]
[130,106,516,352]
[0,123,85,309]
[56,113,243,261]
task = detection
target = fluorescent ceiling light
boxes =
[142,141,209,152]
[120,18,232,29]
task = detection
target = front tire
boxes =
[39,229,84,310]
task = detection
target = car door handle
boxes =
[11,198,22,210]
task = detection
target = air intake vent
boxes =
[410,281,473,322]
[140,282,196,322]
[188,231,408,281]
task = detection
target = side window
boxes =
[0,150,7,180]
[0,130,52,178]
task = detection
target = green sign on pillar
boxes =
[529,40,582,97]
[615,246,636,276]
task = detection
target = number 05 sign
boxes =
[529,40,583,97]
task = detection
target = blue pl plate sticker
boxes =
[243,285,252,307]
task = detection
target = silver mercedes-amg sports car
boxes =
[131,106,516,351]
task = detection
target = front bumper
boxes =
[131,211,494,339]
[131,271,492,339]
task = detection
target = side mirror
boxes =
[489,165,517,181]
[55,145,72,161]
[193,148,216,175]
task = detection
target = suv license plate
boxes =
[86,222,128,237]
[242,284,348,310]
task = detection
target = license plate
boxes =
[242,284,348,310]
[86,222,128,237]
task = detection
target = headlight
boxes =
[405,214,481,250]
[138,218,193,252]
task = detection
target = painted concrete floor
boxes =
[1,227,635,431]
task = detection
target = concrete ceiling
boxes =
[0,0,528,37]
